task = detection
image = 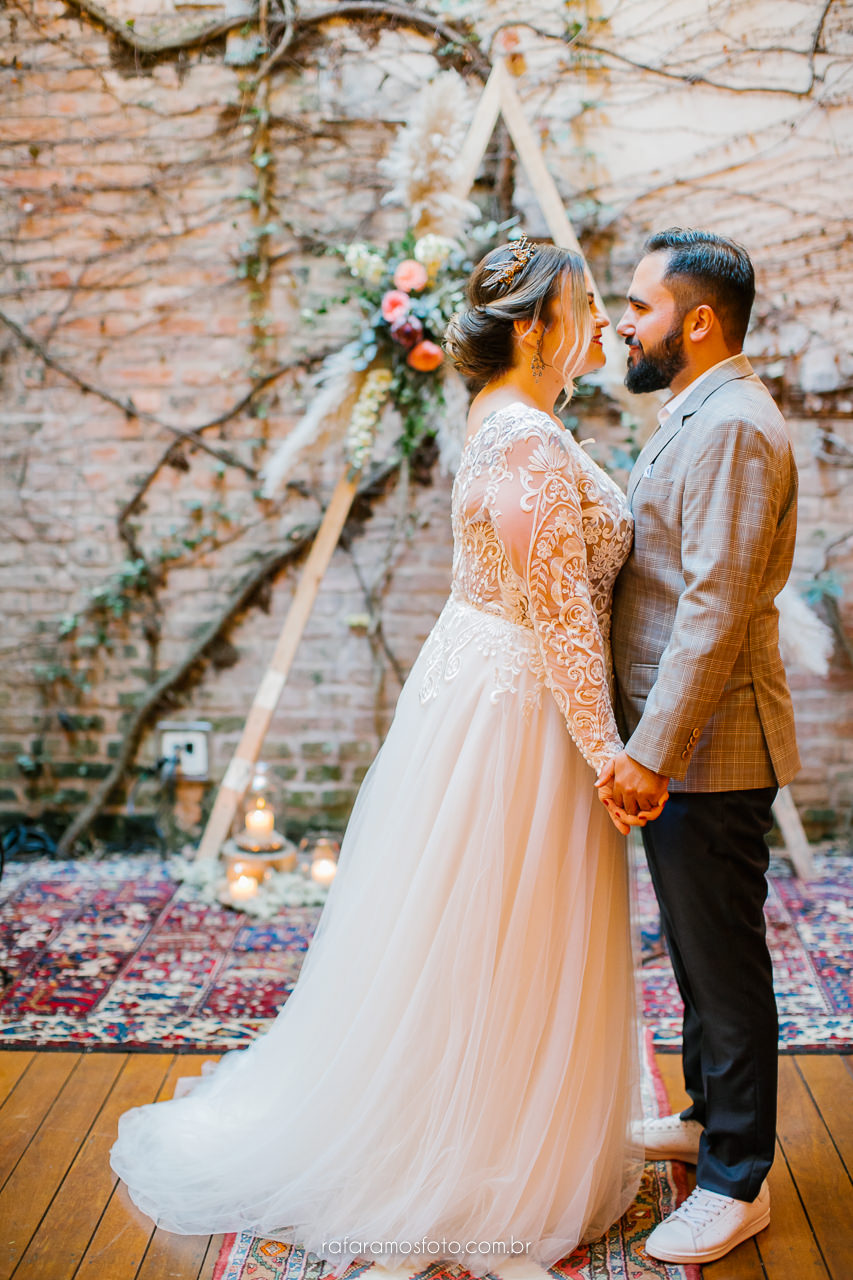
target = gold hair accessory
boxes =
[487,236,537,288]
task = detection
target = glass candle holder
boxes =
[310,834,340,888]
[236,762,285,853]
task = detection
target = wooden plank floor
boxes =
[657,1053,853,1279]
[0,1050,850,1280]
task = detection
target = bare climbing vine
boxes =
[1,0,850,843]
[0,0,496,847]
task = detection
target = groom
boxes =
[598,228,800,1265]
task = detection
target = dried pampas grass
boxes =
[379,71,478,240]
[260,345,363,496]
[434,367,471,477]
[777,582,834,677]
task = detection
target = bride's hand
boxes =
[602,797,644,835]
[602,793,669,835]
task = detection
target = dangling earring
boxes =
[531,338,545,381]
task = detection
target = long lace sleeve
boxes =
[489,417,624,773]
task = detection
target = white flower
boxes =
[344,242,387,284]
[362,256,387,286]
[414,234,457,277]
[169,855,329,917]
[345,368,393,472]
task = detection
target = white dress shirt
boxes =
[657,355,742,427]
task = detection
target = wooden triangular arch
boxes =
[197,58,611,860]
[196,59,813,877]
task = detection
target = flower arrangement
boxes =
[336,231,469,465]
[258,70,486,495]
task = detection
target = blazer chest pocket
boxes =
[636,474,674,492]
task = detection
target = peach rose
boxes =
[393,259,429,292]
[407,340,444,372]
[380,289,410,323]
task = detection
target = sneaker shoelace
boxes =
[673,1188,735,1229]
[645,1116,695,1132]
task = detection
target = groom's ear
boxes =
[686,303,716,344]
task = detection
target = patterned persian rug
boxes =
[210,1037,701,1280]
[211,1165,697,1280]
[0,851,850,1052]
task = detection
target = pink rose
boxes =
[393,259,429,292]
[390,315,423,349]
[381,290,410,323]
[407,340,444,372]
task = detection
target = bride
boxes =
[111,240,660,1275]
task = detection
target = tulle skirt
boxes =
[110,598,642,1275]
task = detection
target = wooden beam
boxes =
[453,61,504,200]
[772,785,816,880]
[493,61,583,253]
[196,471,362,859]
[493,61,625,375]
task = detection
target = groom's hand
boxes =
[595,752,670,818]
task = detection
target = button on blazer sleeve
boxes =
[624,417,787,779]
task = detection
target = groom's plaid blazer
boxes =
[611,354,801,792]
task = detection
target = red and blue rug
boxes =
[0,850,850,1052]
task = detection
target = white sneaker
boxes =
[643,1113,704,1162]
[645,1181,770,1264]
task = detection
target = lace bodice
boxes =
[420,403,634,772]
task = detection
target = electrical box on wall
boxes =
[157,720,212,780]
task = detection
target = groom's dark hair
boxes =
[644,227,755,348]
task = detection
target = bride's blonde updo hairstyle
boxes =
[444,241,593,394]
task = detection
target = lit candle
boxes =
[245,808,275,838]
[230,873,259,902]
[310,857,338,887]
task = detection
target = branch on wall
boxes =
[0,308,259,476]
[59,0,490,75]
[575,0,835,99]
[0,309,335,481]
[54,454,405,855]
[58,0,244,54]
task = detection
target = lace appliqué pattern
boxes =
[419,597,545,719]
[419,404,634,772]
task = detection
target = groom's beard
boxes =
[624,324,687,393]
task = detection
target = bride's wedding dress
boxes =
[111,403,642,1275]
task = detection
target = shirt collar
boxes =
[657,355,742,426]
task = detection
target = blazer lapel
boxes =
[626,354,755,504]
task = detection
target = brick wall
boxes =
[1,0,851,844]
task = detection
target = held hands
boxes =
[595,752,670,835]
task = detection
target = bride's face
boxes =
[539,274,609,383]
[577,277,610,376]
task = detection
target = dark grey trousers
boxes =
[642,786,779,1201]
